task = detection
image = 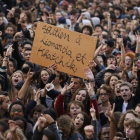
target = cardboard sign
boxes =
[30,22,97,79]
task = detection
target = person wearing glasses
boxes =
[98,84,112,126]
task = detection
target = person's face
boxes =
[126,22,131,30]
[0,17,4,26]
[135,106,140,118]
[104,72,112,82]
[74,113,84,129]
[131,79,138,90]
[75,90,87,103]
[82,28,90,35]
[70,14,77,24]
[11,72,23,86]
[70,78,82,93]
[39,3,45,10]
[23,14,27,22]
[5,27,14,36]
[101,127,110,140]
[15,120,24,132]
[88,7,92,14]
[7,12,12,21]
[114,9,120,16]
[116,24,122,30]
[10,104,24,119]
[101,1,107,6]
[116,56,121,65]
[16,0,21,4]
[9,61,15,74]
[33,111,41,123]
[120,28,126,36]
[133,9,138,16]
[5,39,13,45]
[69,104,82,119]
[125,113,136,122]
[109,76,118,89]
[23,44,32,52]
[68,5,72,12]
[107,57,116,66]
[120,85,132,102]
[97,56,104,65]
[55,12,62,21]
[125,56,132,69]
[53,71,61,86]
[23,50,31,61]
[128,10,133,16]
[105,46,113,54]
[115,83,121,96]
[2,96,10,111]
[125,126,137,139]
[95,27,102,36]
[132,62,139,73]
[99,89,110,103]
[41,70,49,85]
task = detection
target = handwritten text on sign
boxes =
[30,22,97,79]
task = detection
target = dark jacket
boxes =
[115,70,140,112]
[32,122,61,140]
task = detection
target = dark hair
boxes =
[30,104,46,117]
[13,116,27,131]
[43,129,56,140]
[9,101,25,116]
[76,112,90,137]
[71,76,84,85]
[98,124,110,140]
[23,61,34,69]
[23,40,32,47]
[24,47,32,52]
[5,23,17,35]
[0,121,9,133]
[42,108,57,121]
[4,35,13,43]
[129,76,138,83]
[70,9,78,15]
[0,91,8,96]
[95,24,103,30]
[57,71,66,87]
[114,29,120,34]
[127,6,133,11]
[25,11,32,23]
[9,57,17,69]
[82,25,93,35]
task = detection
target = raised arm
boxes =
[135,34,140,54]
[18,69,34,99]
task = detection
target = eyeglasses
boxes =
[11,108,23,113]
[99,93,109,96]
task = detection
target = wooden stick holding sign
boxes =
[29,22,97,79]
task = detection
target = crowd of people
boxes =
[0,0,140,140]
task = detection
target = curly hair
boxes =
[124,118,140,139]
[118,110,138,131]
